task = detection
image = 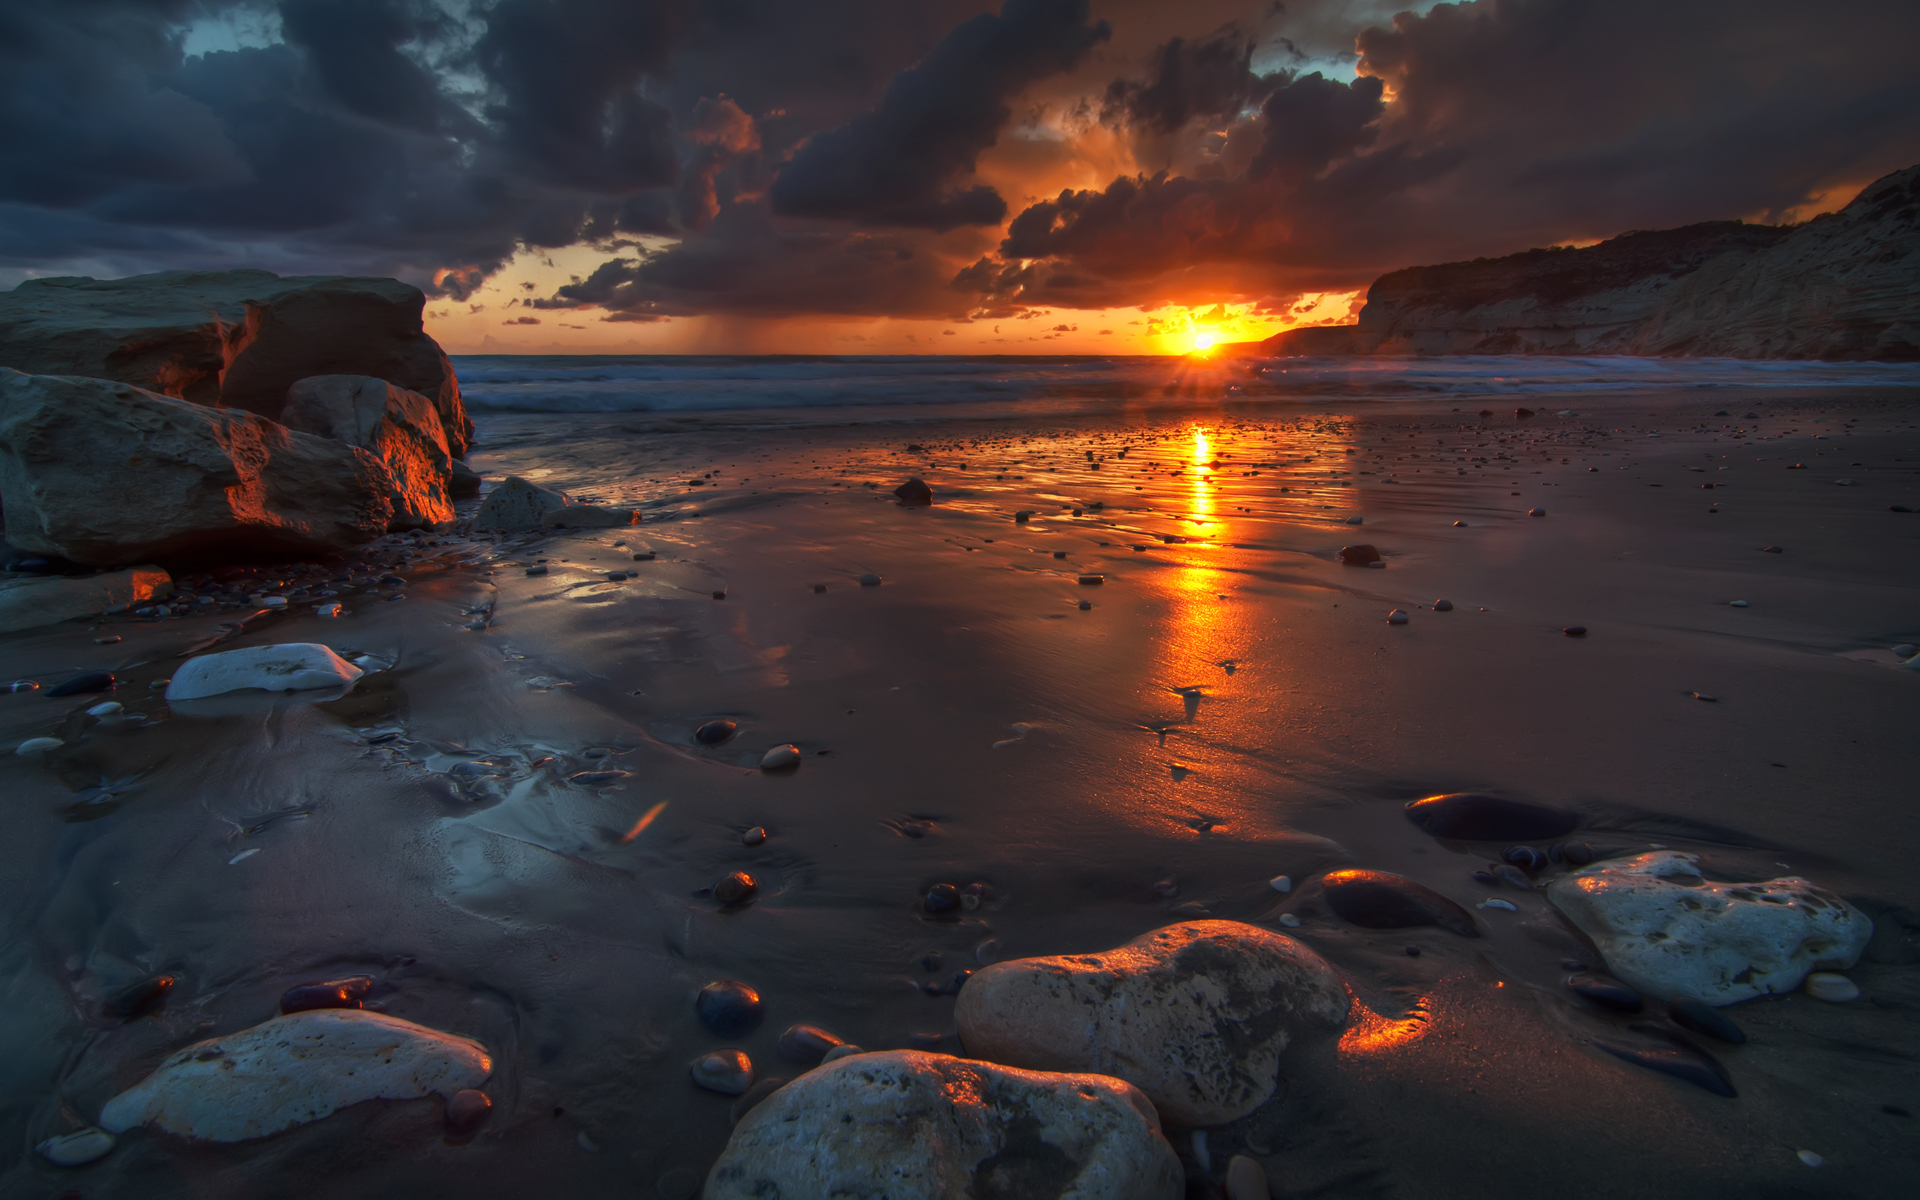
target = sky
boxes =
[1,0,1916,356]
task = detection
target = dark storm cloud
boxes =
[765,0,1110,230]
[1101,29,1278,136]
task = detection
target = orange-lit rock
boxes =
[282,375,455,530]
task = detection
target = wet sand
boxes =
[3,386,1918,1198]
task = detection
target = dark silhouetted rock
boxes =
[894,478,933,505]
[1322,870,1479,936]
[1405,792,1579,840]
[697,979,763,1037]
[1595,1026,1736,1097]
[1338,543,1382,565]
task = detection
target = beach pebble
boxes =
[811,583,826,593]
[1668,996,1745,1044]
[894,479,933,505]
[819,1044,862,1064]
[569,769,628,787]
[1053,550,1067,559]
[48,670,114,697]
[1405,792,1578,840]
[1594,1026,1735,1098]
[955,921,1347,1125]
[759,744,801,770]
[86,700,123,717]
[1804,972,1860,1003]
[525,564,549,576]
[778,1024,845,1064]
[1563,625,1587,637]
[1546,852,1872,1005]
[316,602,343,617]
[105,975,175,1020]
[1077,573,1104,585]
[704,1051,1180,1199]
[280,976,374,1014]
[166,644,361,700]
[696,719,738,745]
[1225,1155,1267,1200]
[714,872,758,905]
[729,1076,791,1123]
[1337,543,1381,566]
[1170,901,1211,918]
[923,883,962,914]
[444,1088,492,1133]
[1345,516,1364,525]
[36,1127,114,1166]
[1323,870,1480,937]
[1277,913,1302,928]
[1502,845,1547,873]
[1014,511,1032,523]
[1730,600,1750,608]
[1433,599,1454,611]
[1477,898,1517,912]
[696,980,764,1037]
[1491,864,1533,890]
[1892,643,1917,658]
[1566,972,1644,1012]
[1797,1150,1825,1168]
[742,826,767,846]
[858,573,881,586]
[14,736,63,755]
[633,551,657,561]
[98,1010,490,1142]
[1453,520,1468,527]
[1528,508,1546,517]
[1078,599,1093,609]
[1269,874,1293,893]
[1386,609,1409,624]
[691,1049,755,1095]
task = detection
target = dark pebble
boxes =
[1563,626,1588,637]
[1322,870,1480,937]
[1491,864,1534,890]
[777,1024,845,1064]
[730,1077,789,1123]
[49,671,115,698]
[1014,511,1032,523]
[445,1089,492,1134]
[811,584,827,593]
[525,565,548,576]
[378,575,405,587]
[1472,870,1501,887]
[1567,972,1645,1012]
[920,970,972,996]
[1514,407,1535,418]
[1891,506,1915,514]
[1595,1026,1736,1097]
[1405,792,1578,840]
[1762,546,1783,553]
[1338,543,1382,566]
[920,951,944,972]
[695,719,738,745]
[714,872,758,905]
[606,571,628,581]
[280,975,374,1014]
[712,590,727,600]
[1550,841,1596,865]
[1502,846,1547,873]
[923,883,962,915]
[633,551,657,560]
[696,979,763,1037]
[1404,946,1421,957]
[1668,995,1746,1044]
[105,975,174,1019]
[894,479,933,505]
[1885,1105,1912,1117]
[569,770,628,786]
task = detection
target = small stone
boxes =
[1491,864,1533,890]
[1077,573,1104,585]
[811,583,826,593]
[819,1044,862,1064]
[1668,995,1746,1044]
[1338,543,1381,566]
[1797,1150,1826,1168]
[858,573,881,586]
[759,744,802,770]
[1170,900,1211,918]
[36,1127,114,1167]
[1763,545,1783,553]
[634,551,657,561]
[691,1049,755,1095]
[105,975,175,1020]
[606,571,628,581]
[280,976,374,1014]
[1405,792,1578,841]
[260,596,289,609]
[1563,626,1587,637]
[1453,520,1468,527]
[569,770,628,787]
[923,883,961,914]
[1433,599,1454,611]
[1730,600,1749,607]
[1345,516,1364,525]
[696,719,738,745]
[1691,691,1717,702]
[15,736,63,755]
[1269,875,1293,893]
[1277,913,1301,928]
[445,1088,492,1133]
[1477,898,1518,911]
[778,1024,845,1064]
[1323,870,1479,936]
[1805,972,1860,1003]
[1052,550,1067,559]
[1386,609,1409,624]
[975,939,1001,965]
[1528,508,1546,517]
[714,872,758,905]
[1566,972,1644,1012]
[525,564,548,576]
[1891,643,1916,658]
[1502,846,1547,873]
[1077,599,1092,610]
[48,670,114,697]
[696,980,763,1037]
[1225,1155,1267,1200]
[894,479,933,505]
[1014,511,1032,523]
[712,590,728,599]
[742,826,767,846]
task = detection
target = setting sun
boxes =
[1192,330,1215,352]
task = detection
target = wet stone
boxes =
[778,1024,845,1064]
[894,479,933,505]
[696,719,738,745]
[105,975,175,1020]
[1595,1026,1735,1097]
[1338,543,1381,566]
[923,883,962,915]
[1805,972,1861,1003]
[280,976,374,1014]
[1668,996,1746,1044]
[1405,792,1579,841]
[1502,846,1547,873]
[1567,972,1645,1012]
[49,671,114,697]
[1225,1155,1267,1200]
[445,1088,492,1133]
[1563,626,1588,637]
[1491,864,1533,890]
[759,744,801,770]
[858,573,881,586]
[1551,841,1596,866]
[37,1128,114,1167]
[1434,599,1454,611]
[1387,609,1409,625]
[714,872,758,905]
[697,980,763,1037]
[742,826,767,846]
[1322,870,1479,937]
[691,1049,755,1096]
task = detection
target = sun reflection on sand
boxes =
[1339,995,1434,1055]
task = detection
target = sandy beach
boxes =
[3,381,1918,1199]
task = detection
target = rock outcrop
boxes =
[1546,852,1874,1005]
[955,920,1348,1125]
[0,370,390,564]
[704,1050,1182,1200]
[282,375,455,531]
[1252,163,1920,362]
[0,270,470,455]
[0,565,171,634]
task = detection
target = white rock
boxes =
[36,1127,114,1166]
[1545,851,1872,1005]
[1804,972,1860,1003]
[704,1050,1181,1200]
[98,1009,490,1142]
[1269,875,1293,893]
[955,920,1348,1125]
[1277,913,1302,928]
[759,744,801,770]
[166,643,363,700]
[86,701,123,717]
[15,736,64,755]
[0,565,173,635]
[1225,1155,1268,1200]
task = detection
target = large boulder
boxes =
[955,920,1349,1126]
[0,269,470,455]
[99,1009,491,1143]
[0,565,171,634]
[282,375,454,530]
[1546,852,1874,1005]
[0,370,390,564]
[704,1050,1182,1200]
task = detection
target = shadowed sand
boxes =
[1,386,1917,1198]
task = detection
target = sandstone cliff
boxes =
[0,270,470,454]
[1255,163,1920,361]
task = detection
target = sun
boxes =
[1192,330,1215,352]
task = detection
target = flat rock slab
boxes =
[1546,851,1873,1005]
[955,919,1348,1125]
[99,1009,490,1142]
[0,565,170,634]
[166,643,364,700]
[704,1050,1181,1200]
